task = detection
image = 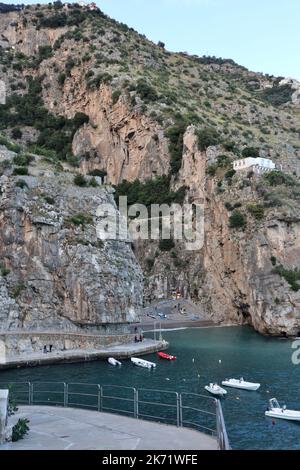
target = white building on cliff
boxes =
[233,157,276,174]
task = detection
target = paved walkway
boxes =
[0,339,168,370]
[2,406,218,450]
[135,299,218,330]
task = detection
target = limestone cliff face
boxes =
[0,168,143,332]
[42,70,170,185]
[175,128,300,336]
[0,11,67,54]
[203,191,300,335]
[1,5,300,337]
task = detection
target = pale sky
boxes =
[10,0,300,79]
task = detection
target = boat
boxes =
[205,383,227,397]
[108,357,122,366]
[221,377,260,391]
[265,398,300,421]
[131,357,156,369]
[157,352,176,361]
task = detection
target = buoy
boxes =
[183,379,186,382]
[192,358,195,363]
[219,359,222,364]
[266,390,270,394]
[166,378,170,381]
[236,397,240,400]
[197,374,200,378]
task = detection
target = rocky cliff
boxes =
[0,3,300,336]
[0,150,143,333]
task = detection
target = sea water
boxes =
[1,326,300,450]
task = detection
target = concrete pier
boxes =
[1,406,218,450]
[0,338,168,370]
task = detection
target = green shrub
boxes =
[223,140,236,152]
[73,174,87,186]
[0,135,21,153]
[229,210,246,229]
[114,176,187,207]
[166,122,186,174]
[67,213,93,227]
[136,79,158,103]
[159,238,175,252]
[38,45,53,62]
[39,13,67,28]
[72,112,89,128]
[197,127,220,151]
[264,170,295,187]
[0,262,10,277]
[12,284,26,298]
[225,202,233,211]
[0,78,88,161]
[206,164,217,176]
[15,179,28,189]
[263,192,282,207]
[270,256,277,266]
[11,127,22,139]
[58,72,66,86]
[13,167,28,176]
[88,169,107,178]
[217,154,230,168]
[89,177,98,187]
[242,147,259,158]
[88,73,112,89]
[12,418,30,442]
[247,204,265,220]
[13,154,33,166]
[44,196,55,205]
[260,84,293,107]
[225,169,236,179]
[112,90,121,105]
[274,265,300,291]
[146,258,155,270]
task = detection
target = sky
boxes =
[9,0,300,79]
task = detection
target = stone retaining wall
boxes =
[0,331,135,356]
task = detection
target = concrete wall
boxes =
[0,389,8,444]
[0,331,135,357]
[0,340,6,364]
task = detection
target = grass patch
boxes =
[274,265,300,291]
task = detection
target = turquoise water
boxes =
[1,326,300,449]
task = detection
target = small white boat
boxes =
[222,377,260,391]
[131,357,156,369]
[205,383,227,396]
[108,357,122,366]
[265,398,300,421]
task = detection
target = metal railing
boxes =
[0,381,230,450]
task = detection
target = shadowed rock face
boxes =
[136,126,300,336]
[177,127,300,336]
[0,172,143,332]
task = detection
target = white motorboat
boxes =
[108,357,122,366]
[131,357,156,369]
[205,383,227,397]
[221,377,260,391]
[265,398,300,421]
